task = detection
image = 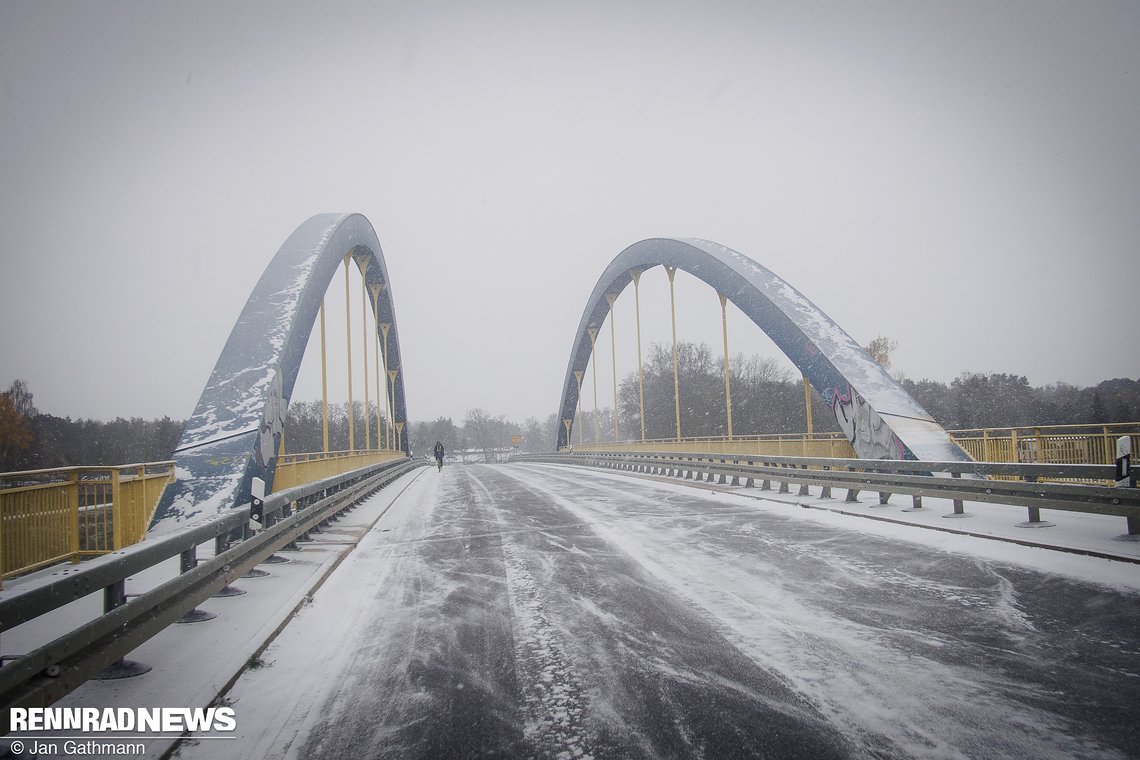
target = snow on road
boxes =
[181,463,1140,760]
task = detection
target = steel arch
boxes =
[556,237,971,463]
[152,213,410,531]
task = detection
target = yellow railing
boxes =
[573,433,857,459]
[949,423,1138,466]
[273,449,405,492]
[567,423,1140,467]
[0,462,175,580]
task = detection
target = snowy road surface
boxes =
[186,463,1140,760]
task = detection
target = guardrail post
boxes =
[264,503,296,559]
[213,533,246,597]
[944,472,967,517]
[798,465,810,496]
[93,580,152,679]
[845,488,860,502]
[820,467,832,499]
[1017,476,1055,527]
[904,495,923,512]
[104,579,125,611]
[176,546,218,623]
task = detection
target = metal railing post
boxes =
[575,370,585,448]
[320,300,329,452]
[719,293,733,440]
[68,469,80,562]
[666,265,682,441]
[631,269,646,442]
[360,260,372,451]
[344,255,355,452]
[945,472,966,517]
[606,293,620,442]
[93,578,152,679]
[802,374,813,437]
[588,326,601,444]
[110,467,124,550]
[371,285,384,450]
[177,545,218,623]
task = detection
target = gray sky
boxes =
[2,0,1138,427]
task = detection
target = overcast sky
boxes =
[2,0,1138,428]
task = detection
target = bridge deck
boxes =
[166,463,1139,759]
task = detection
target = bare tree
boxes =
[865,335,899,370]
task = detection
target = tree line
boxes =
[581,340,1140,442]
[3,349,1138,470]
[0,380,184,470]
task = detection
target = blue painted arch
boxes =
[152,213,410,531]
[557,237,971,463]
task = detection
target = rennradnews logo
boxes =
[10,706,237,732]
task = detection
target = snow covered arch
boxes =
[152,213,409,531]
[556,237,970,463]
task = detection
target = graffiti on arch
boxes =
[829,384,905,461]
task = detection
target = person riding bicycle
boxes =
[433,441,444,471]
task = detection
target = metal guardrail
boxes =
[0,463,176,580]
[0,455,424,726]
[515,451,1140,537]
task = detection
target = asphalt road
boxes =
[201,463,1140,760]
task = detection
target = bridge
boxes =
[1,214,1138,759]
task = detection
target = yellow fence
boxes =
[573,433,857,459]
[273,449,406,492]
[949,423,1138,466]
[569,423,1140,467]
[0,462,175,580]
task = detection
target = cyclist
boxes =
[433,441,445,472]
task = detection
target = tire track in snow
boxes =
[464,468,594,760]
